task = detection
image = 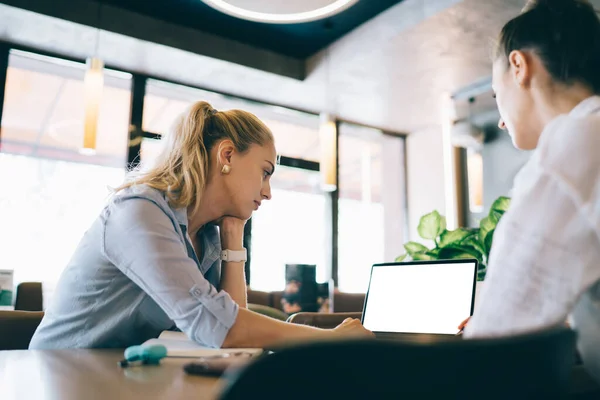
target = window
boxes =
[142,79,321,161]
[337,123,407,293]
[0,51,408,303]
[140,79,327,292]
[251,165,327,291]
[0,50,131,306]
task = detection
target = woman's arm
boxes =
[465,165,600,338]
[104,198,242,349]
[218,217,248,308]
[215,216,373,348]
[104,198,372,349]
[222,307,372,349]
[220,261,247,307]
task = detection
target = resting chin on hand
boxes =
[218,216,248,308]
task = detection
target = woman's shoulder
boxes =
[107,184,174,218]
[537,111,600,173]
[531,110,600,213]
[111,184,167,206]
[103,184,187,234]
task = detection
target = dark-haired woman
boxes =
[463,0,600,382]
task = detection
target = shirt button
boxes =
[193,289,202,297]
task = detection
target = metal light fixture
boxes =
[201,0,359,24]
[319,113,337,192]
[82,57,103,155]
[82,4,104,155]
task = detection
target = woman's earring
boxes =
[221,165,231,174]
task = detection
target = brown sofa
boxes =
[0,311,44,350]
[247,289,365,314]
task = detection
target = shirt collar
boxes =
[202,225,221,263]
[569,95,600,118]
[173,207,189,228]
[173,205,221,263]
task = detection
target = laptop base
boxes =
[374,332,463,344]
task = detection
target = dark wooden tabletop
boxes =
[1,349,597,399]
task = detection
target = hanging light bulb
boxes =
[319,113,337,192]
[319,44,337,192]
[81,3,104,156]
[81,57,103,155]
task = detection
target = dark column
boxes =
[127,74,147,170]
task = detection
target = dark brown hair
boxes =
[496,0,600,93]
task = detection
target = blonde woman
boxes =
[30,101,372,350]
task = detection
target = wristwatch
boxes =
[220,249,247,263]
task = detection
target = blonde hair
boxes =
[115,100,274,214]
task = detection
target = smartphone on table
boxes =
[183,353,255,377]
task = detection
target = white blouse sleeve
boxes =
[465,159,600,338]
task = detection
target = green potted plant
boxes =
[396,196,511,282]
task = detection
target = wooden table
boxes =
[1,349,597,399]
[0,349,223,400]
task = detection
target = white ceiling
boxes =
[314,0,525,133]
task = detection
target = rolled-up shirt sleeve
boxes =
[101,196,238,348]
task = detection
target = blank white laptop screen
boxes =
[362,261,476,335]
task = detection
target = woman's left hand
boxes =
[457,316,471,335]
[218,217,246,249]
[219,216,247,233]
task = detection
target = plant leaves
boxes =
[479,216,496,248]
[417,210,445,240]
[477,267,487,282]
[461,236,486,264]
[395,254,407,262]
[484,228,495,254]
[438,246,480,261]
[439,228,472,248]
[461,236,485,254]
[411,252,435,261]
[492,211,504,225]
[439,215,447,234]
[490,196,511,215]
[426,248,441,257]
[404,242,430,257]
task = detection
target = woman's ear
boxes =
[217,140,235,167]
[508,50,531,88]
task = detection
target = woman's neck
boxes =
[186,185,226,238]
[538,83,594,125]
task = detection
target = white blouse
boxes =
[465,96,600,382]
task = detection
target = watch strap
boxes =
[220,249,247,262]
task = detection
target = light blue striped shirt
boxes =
[29,184,239,349]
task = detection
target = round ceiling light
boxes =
[201,0,360,24]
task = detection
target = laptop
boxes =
[361,259,478,343]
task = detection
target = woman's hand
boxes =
[457,317,471,334]
[218,217,246,249]
[332,318,375,339]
